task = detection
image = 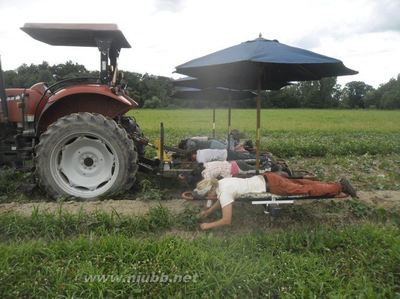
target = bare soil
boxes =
[0,191,399,217]
[0,199,190,217]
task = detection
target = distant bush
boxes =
[143,96,162,108]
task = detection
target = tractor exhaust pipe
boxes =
[0,55,9,123]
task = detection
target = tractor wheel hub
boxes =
[57,136,116,191]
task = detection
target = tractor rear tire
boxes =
[35,112,138,199]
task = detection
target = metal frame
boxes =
[238,192,311,215]
[96,38,120,85]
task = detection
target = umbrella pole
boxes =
[212,105,216,138]
[256,82,261,174]
[228,93,232,150]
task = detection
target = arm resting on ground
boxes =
[200,204,232,230]
[199,200,220,218]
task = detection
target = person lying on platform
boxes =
[178,130,251,153]
[188,148,272,164]
[194,173,357,230]
[179,160,279,187]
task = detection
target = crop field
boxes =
[1,109,400,297]
[131,109,400,157]
[131,109,400,133]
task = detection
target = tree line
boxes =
[3,61,400,109]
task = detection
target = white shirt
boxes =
[216,176,266,208]
[202,161,232,180]
[196,149,227,164]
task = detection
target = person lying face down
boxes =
[195,173,357,230]
[189,149,228,164]
[179,160,276,187]
[201,160,274,179]
[188,148,274,164]
[178,131,250,153]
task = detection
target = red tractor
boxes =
[0,23,146,199]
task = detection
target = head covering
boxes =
[193,183,211,197]
[192,190,207,200]
[193,179,218,199]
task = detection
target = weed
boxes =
[287,154,400,191]
[348,199,373,218]
[136,179,164,201]
[176,206,201,230]
[0,168,31,201]
[0,206,172,242]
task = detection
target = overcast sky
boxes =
[0,0,399,88]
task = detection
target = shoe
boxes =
[340,178,358,198]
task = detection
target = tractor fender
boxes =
[37,85,138,133]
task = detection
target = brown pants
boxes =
[263,172,341,197]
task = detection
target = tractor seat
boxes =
[30,82,48,96]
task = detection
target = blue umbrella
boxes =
[175,36,358,171]
[175,36,357,90]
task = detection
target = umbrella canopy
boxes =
[175,36,357,90]
[172,76,206,89]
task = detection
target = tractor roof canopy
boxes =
[21,23,131,49]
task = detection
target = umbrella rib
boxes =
[296,64,322,81]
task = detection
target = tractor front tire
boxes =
[35,113,138,199]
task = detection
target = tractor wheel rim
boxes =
[50,134,119,197]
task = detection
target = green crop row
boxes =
[287,154,400,191]
[262,132,400,157]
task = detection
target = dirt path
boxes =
[356,190,400,209]
[0,191,399,217]
[0,199,193,217]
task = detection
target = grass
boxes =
[1,200,399,243]
[0,219,399,298]
[0,206,177,242]
[0,197,399,297]
[0,169,30,197]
